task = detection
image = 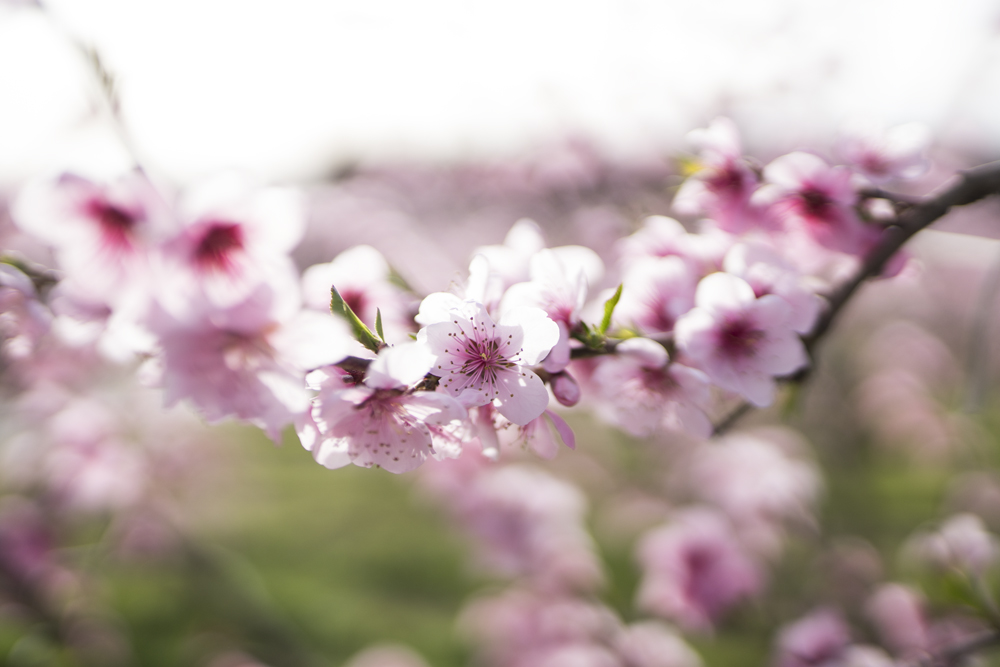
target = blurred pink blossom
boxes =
[673,117,764,234]
[636,507,764,632]
[864,584,929,658]
[675,272,808,407]
[304,343,468,473]
[773,608,850,667]
[754,153,872,255]
[592,337,711,439]
[838,121,931,184]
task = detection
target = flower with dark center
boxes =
[422,300,558,426]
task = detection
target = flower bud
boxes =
[551,371,581,407]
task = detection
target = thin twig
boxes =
[712,161,1000,436]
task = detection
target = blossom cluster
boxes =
[13,112,1000,667]
[0,117,934,480]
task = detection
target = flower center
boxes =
[194,222,245,273]
[798,187,832,219]
[86,198,139,252]
[717,316,764,358]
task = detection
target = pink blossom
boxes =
[613,257,697,336]
[615,622,703,667]
[753,153,873,255]
[149,283,351,441]
[43,397,147,512]
[304,343,468,473]
[343,645,430,667]
[499,410,576,460]
[865,584,929,658]
[773,609,850,667]
[723,242,823,335]
[473,218,547,289]
[617,216,732,276]
[673,118,764,234]
[452,464,602,590]
[675,272,808,407]
[500,246,604,372]
[838,121,931,184]
[12,171,168,304]
[592,337,712,439]
[687,429,820,553]
[636,507,764,632]
[907,513,999,575]
[421,300,558,425]
[302,244,415,343]
[460,588,622,667]
[841,646,897,667]
[415,254,505,326]
[155,174,305,317]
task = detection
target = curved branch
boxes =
[713,160,1000,435]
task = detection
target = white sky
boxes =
[0,0,998,185]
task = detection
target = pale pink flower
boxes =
[453,464,602,590]
[688,429,820,552]
[305,343,468,473]
[592,337,711,439]
[473,218,547,288]
[415,254,505,326]
[155,174,305,317]
[615,622,703,667]
[636,507,764,632]
[865,584,929,658]
[723,242,823,335]
[421,300,558,425]
[150,283,351,441]
[43,398,147,512]
[617,216,732,276]
[500,246,604,372]
[838,121,931,184]
[343,645,430,667]
[302,244,415,343]
[675,272,808,407]
[13,171,168,305]
[773,609,850,667]
[613,257,697,336]
[500,410,577,460]
[460,589,622,667]
[907,513,999,575]
[753,153,873,255]
[841,646,897,667]
[673,118,764,234]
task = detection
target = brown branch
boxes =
[712,160,1000,436]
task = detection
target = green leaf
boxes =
[375,308,385,342]
[600,284,623,335]
[330,285,382,354]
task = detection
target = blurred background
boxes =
[2,0,1000,185]
[4,2,1000,667]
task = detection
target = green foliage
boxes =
[330,286,383,354]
